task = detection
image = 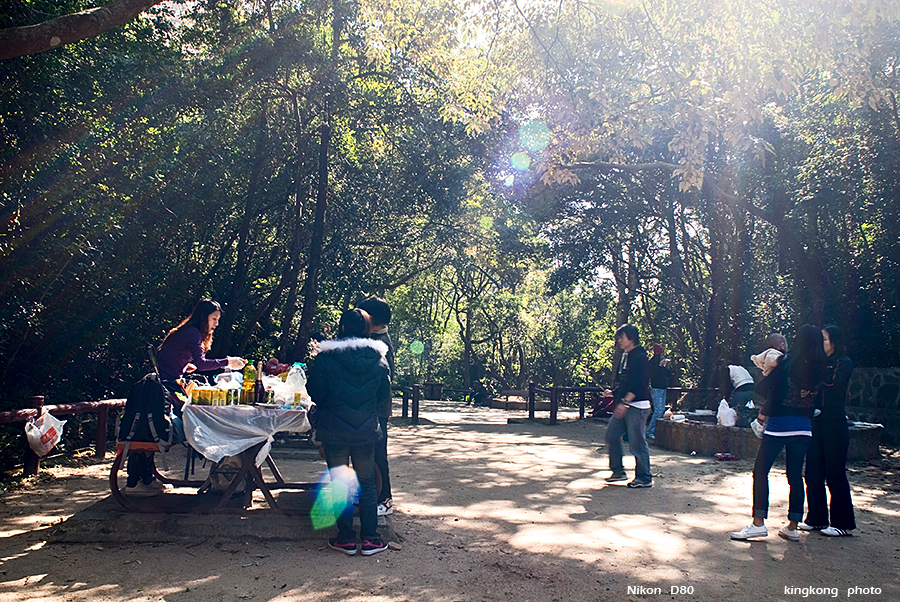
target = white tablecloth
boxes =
[183,404,310,467]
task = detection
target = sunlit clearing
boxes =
[510,152,531,170]
[310,466,357,531]
[519,120,551,151]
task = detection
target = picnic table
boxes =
[109,404,315,513]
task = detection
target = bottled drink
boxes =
[254,361,265,404]
[242,361,256,404]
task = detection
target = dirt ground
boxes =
[1,399,898,602]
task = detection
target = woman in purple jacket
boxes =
[125,299,245,497]
[157,299,246,388]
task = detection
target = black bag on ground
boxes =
[118,372,174,445]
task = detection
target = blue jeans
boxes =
[324,443,379,543]
[647,389,666,438]
[753,434,811,522]
[606,406,652,482]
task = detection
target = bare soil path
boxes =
[1,399,898,602]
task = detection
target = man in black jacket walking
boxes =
[604,324,653,488]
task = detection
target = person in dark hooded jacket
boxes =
[307,308,391,556]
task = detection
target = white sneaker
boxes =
[821,526,853,537]
[778,525,800,542]
[798,522,826,531]
[377,499,393,516]
[124,480,169,497]
[730,523,768,540]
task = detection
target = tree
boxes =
[0,0,165,60]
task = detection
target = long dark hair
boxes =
[338,308,372,339]
[785,324,826,390]
[161,299,222,352]
[823,324,845,357]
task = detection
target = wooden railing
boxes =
[0,396,127,476]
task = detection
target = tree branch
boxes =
[0,0,162,61]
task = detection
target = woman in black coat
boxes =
[801,325,856,536]
[307,308,391,555]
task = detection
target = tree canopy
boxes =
[2,0,899,459]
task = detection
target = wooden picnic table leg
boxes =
[212,448,257,510]
[265,454,286,484]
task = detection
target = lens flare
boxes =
[510,152,531,171]
[504,174,515,187]
[310,466,358,531]
[409,340,425,354]
[519,121,551,151]
[479,216,494,230]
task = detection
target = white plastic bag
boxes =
[716,399,737,427]
[25,411,67,456]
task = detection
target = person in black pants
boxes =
[801,325,856,537]
[358,296,396,516]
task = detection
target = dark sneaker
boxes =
[605,472,628,482]
[328,538,358,555]
[360,539,389,556]
[627,479,653,488]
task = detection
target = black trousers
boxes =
[804,418,856,530]
[374,417,392,503]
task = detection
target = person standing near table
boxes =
[126,298,246,496]
[801,324,856,536]
[357,296,396,517]
[604,323,653,488]
[647,343,671,441]
[308,308,391,556]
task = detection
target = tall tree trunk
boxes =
[292,122,330,360]
[699,182,725,389]
[213,102,268,357]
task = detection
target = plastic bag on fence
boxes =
[717,399,737,427]
[25,411,67,456]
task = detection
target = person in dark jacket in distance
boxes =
[603,323,653,488]
[647,343,671,440]
[307,308,391,556]
[801,324,856,536]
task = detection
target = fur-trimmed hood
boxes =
[317,337,389,356]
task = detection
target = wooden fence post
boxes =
[528,382,535,420]
[549,388,558,425]
[411,385,420,426]
[95,405,109,458]
[401,388,409,419]
[578,390,586,419]
[23,396,44,476]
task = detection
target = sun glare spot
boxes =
[510,152,531,170]
[519,121,551,151]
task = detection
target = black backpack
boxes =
[118,372,174,448]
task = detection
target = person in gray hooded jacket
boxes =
[307,308,391,556]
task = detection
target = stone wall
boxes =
[847,368,900,444]
[654,420,883,461]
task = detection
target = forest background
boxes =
[2,0,899,471]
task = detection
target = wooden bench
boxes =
[492,389,551,410]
